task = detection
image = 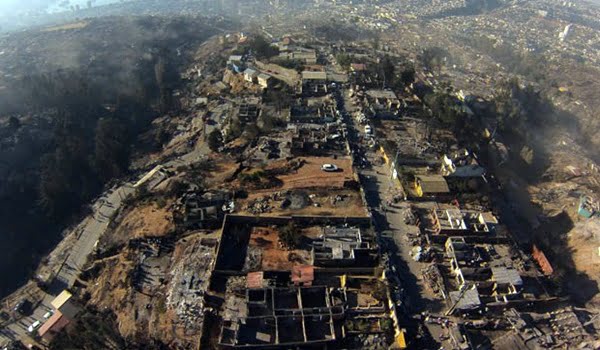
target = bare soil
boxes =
[249,227,311,271]
[104,201,174,249]
[273,156,354,190]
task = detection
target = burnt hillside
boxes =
[0,15,234,298]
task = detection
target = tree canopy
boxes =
[208,129,224,151]
[419,47,448,73]
[249,35,279,59]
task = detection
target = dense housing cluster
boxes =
[2,1,600,347]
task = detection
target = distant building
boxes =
[312,227,375,266]
[350,63,367,72]
[38,290,81,342]
[365,89,401,112]
[301,71,327,81]
[279,48,317,64]
[257,73,272,89]
[559,23,573,42]
[228,55,243,64]
[244,68,258,83]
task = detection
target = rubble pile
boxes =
[166,239,216,335]
[422,264,446,298]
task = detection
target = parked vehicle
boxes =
[321,164,339,172]
[27,320,41,333]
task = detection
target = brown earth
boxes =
[270,156,354,190]
[249,227,311,271]
[103,200,174,249]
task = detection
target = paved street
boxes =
[338,85,448,346]
[51,184,135,291]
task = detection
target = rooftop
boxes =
[38,311,70,340]
[417,175,450,194]
[302,71,327,80]
[51,290,73,310]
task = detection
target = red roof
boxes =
[532,245,554,276]
[38,311,71,340]
[247,272,264,289]
[292,265,315,286]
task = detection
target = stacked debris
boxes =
[501,307,597,350]
[422,264,446,298]
[245,197,273,214]
[166,239,216,335]
[578,195,599,218]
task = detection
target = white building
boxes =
[559,24,573,42]
[243,68,258,83]
[257,73,272,89]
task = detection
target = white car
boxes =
[321,164,339,172]
[43,310,54,319]
[27,320,41,333]
[364,125,373,134]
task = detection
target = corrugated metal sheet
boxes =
[532,245,553,276]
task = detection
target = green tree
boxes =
[336,53,352,70]
[420,47,447,73]
[208,129,223,151]
[250,35,279,59]
[424,87,465,127]
[264,89,292,112]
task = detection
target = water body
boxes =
[46,0,123,14]
[0,0,125,17]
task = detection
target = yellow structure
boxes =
[395,331,407,349]
[380,146,390,165]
